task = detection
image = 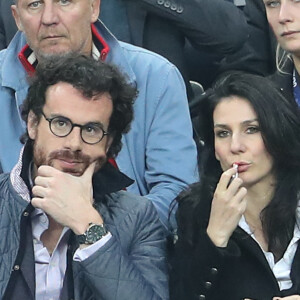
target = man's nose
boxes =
[62,128,84,151]
[41,2,60,26]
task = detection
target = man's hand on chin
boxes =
[31,161,104,234]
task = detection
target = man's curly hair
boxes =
[21,54,137,158]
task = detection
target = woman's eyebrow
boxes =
[214,118,258,128]
[242,118,258,125]
[213,124,229,129]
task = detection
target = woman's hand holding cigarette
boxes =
[207,166,247,247]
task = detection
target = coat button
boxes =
[157,0,164,4]
[23,211,29,217]
[177,5,184,13]
[211,267,218,275]
[171,3,177,10]
[205,281,212,289]
[164,0,171,8]
[13,265,20,271]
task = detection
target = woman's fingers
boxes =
[216,166,238,191]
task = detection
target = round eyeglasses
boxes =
[41,112,109,145]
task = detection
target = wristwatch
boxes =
[76,223,108,245]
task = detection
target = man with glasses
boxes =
[0,0,198,231]
[0,55,168,300]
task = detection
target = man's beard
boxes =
[32,37,90,62]
[33,144,106,176]
[34,50,77,63]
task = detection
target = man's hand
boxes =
[32,162,103,234]
[207,166,247,247]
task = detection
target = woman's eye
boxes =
[264,0,280,8]
[246,126,260,134]
[215,130,230,138]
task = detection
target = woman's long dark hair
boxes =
[177,72,300,259]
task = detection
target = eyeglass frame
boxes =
[41,111,109,145]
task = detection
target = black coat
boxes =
[0,0,17,50]
[187,0,277,88]
[218,0,277,76]
[100,0,248,98]
[170,186,300,300]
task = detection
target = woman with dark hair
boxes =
[170,72,300,300]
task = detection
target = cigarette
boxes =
[232,163,238,179]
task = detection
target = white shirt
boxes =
[32,209,112,300]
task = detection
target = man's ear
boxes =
[90,0,101,23]
[11,5,24,32]
[105,134,114,154]
[27,111,38,140]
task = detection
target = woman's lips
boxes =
[233,162,251,173]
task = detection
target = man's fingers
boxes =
[32,185,47,198]
[37,165,57,177]
[81,161,97,181]
[34,175,51,188]
[31,196,46,209]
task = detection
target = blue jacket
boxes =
[0,19,199,229]
[0,146,168,299]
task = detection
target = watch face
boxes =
[85,224,107,244]
[87,225,105,243]
[77,223,108,244]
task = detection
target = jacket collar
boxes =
[270,58,294,102]
[11,141,134,203]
